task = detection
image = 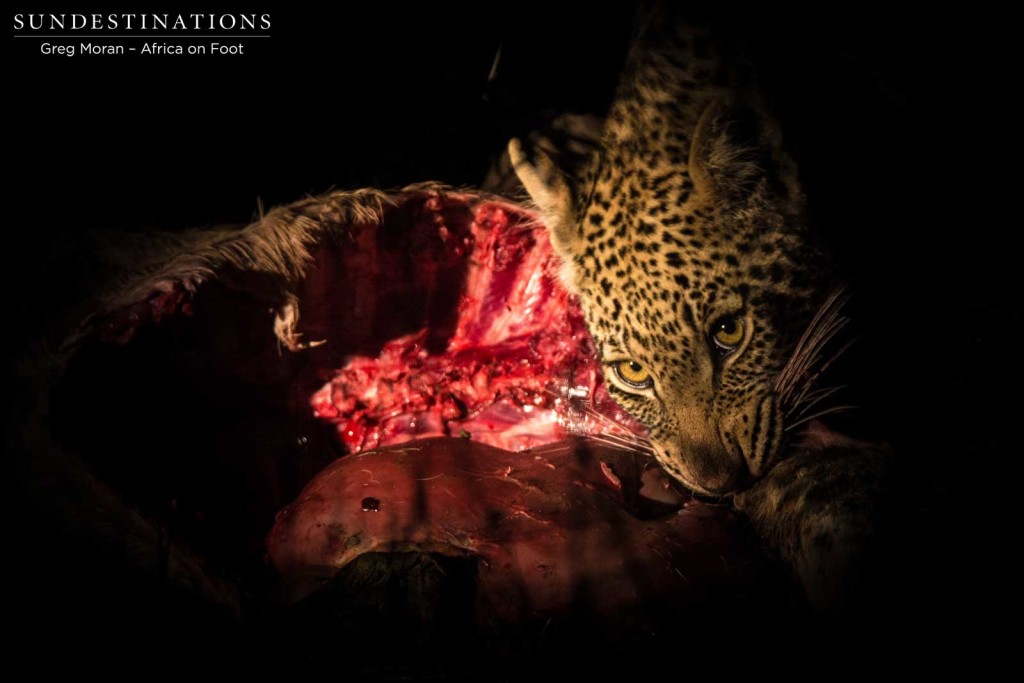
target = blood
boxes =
[308,200,646,454]
[80,188,785,622]
[93,191,645,455]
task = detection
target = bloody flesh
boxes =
[268,192,783,613]
[268,437,771,613]
[82,188,785,620]
[307,199,646,454]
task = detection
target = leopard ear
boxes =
[689,99,803,210]
[508,114,603,244]
[508,136,574,232]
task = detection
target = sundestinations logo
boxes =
[11,12,272,57]
[13,13,271,32]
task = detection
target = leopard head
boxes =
[511,99,830,495]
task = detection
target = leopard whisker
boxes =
[783,317,847,402]
[576,403,650,440]
[579,424,652,451]
[587,433,655,455]
[784,405,857,431]
[785,337,856,416]
[543,385,652,450]
[527,444,573,457]
[787,385,846,420]
[777,289,851,409]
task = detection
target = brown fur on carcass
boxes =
[11,181,890,624]
[8,184,463,622]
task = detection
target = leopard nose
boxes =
[677,442,748,495]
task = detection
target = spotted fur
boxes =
[511,8,830,495]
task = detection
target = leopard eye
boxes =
[614,360,653,389]
[711,316,745,352]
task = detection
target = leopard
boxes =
[509,5,889,609]
[511,8,830,496]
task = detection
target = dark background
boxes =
[4,2,1011,669]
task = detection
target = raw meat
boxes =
[305,197,647,454]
